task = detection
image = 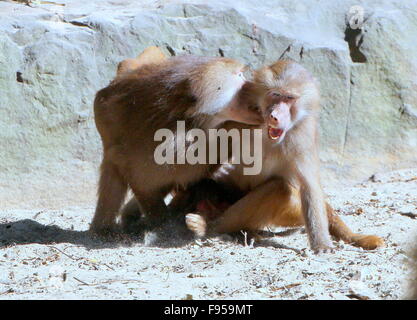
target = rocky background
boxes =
[1,0,416,208]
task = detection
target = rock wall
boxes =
[0,0,416,209]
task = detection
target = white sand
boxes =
[0,168,416,300]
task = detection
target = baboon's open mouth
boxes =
[268,126,284,140]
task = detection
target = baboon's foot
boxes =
[349,234,385,250]
[185,213,207,238]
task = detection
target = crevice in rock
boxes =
[344,26,367,63]
[342,69,353,156]
[181,46,192,54]
[65,20,94,30]
[241,33,260,44]
[16,71,24,83]
[241,31,260,56]
[400,103,417,120]
[166,45,176,56]
[278,45,291,60]
[16,71,30,84]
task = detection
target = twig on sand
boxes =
[73,277,90,286]
[272,283,302,291]
[73,277,146,286]
[240,230,255,247]
[241,230,248,247]
[0,288,15,295]
[48,246,115,270]
[48,246,81,261]
[103,263,115,271]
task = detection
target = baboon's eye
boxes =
[272,92,281,97]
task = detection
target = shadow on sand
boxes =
[0,215,198,250]
[0,216,303,252]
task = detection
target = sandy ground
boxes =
[0,168,416,300]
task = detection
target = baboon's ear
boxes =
[117,59,141,77]
[135,46,167,65]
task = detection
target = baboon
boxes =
[185,60,385,252]
[91,53,262,235]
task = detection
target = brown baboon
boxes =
[91,53,262,235]
[185,60,384,252]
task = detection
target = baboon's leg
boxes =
[211,179,292,233]
[91,159,128,234]
[267,185,385,249]
[326,203,385,249]
[121,179,168,233]
[188,179,384,249]
[186,179,295,237]
[120,197,143,233]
